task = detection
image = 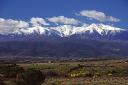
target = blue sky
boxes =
[0,0,128,28]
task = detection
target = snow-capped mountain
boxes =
[18,24,126,36]
[84,24,125,35]
[0,23,128,58]
[0,23,127,41]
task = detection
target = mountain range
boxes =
[0,23,128,41]
[0,24,128,58]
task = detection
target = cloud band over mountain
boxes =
[0,10,121,34]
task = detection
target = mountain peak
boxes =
[0,23,126,38]
[85,23,125,35]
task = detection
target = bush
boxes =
[0,65,24,78]
[0,81,6,85]
[21,69,45,85]
[44,70,58,77]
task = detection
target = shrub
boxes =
[0,80,6,85]
[47,71,58,77]
[21,69,45,85]
[0,65,24,78]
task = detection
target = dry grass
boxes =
[43,77,128,85]
[18,59,128,85]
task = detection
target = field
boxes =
[43,77,128,85]
[0,59,128,85]
[19,59,128,85]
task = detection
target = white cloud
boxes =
[30,17,49,26]
[77,10,120,22]
[0,18,29,34]
[47,16,80,25]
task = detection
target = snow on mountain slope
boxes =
[0,23,126,37]
[50,24,125,37]
[84,24,125,35]
[51,25,74,37]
